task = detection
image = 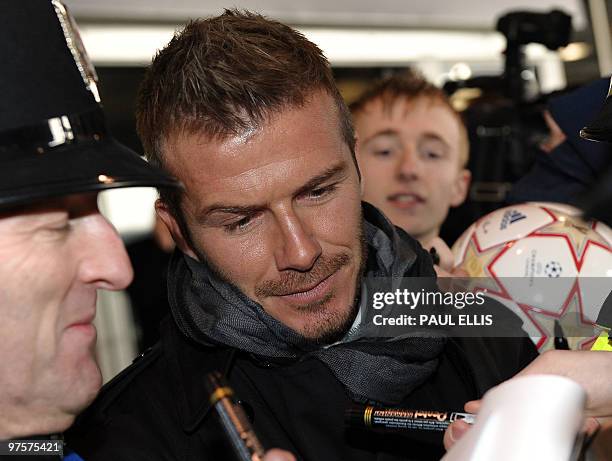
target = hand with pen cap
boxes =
[443,350,612,450]
[427,237,468,278]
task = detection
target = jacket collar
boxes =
[161,318,235,433]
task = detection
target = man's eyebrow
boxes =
[198,162,348,222]
[292,161,348,197]
[198,203,264,222]
[421,132,450,148]
[362,129,400,145]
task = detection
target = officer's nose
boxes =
[77,213,134,290]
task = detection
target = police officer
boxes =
[0,1,178,458]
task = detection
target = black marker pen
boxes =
[346,404,475,433]
[554,320,570,350]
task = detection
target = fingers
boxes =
[451,268,469,277]
[428,237,454,272]
[434,265,453,278]
[539,110,566,153]
[464,400,481,414]
[443,419,472,450]
[444,399,481,451]
[263,448,296,461]
[583,417,601,437]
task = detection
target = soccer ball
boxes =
[452,202,612,351]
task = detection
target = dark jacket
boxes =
[67,210,537,460]
[67,319,536,461]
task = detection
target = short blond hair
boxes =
[350,69,469,168]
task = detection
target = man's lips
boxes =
[387,192,425,209]
[66,310,96,330]
[278,270,338,305]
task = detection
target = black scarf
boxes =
[167,203,446,404]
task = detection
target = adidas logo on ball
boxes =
[500,209,527,230]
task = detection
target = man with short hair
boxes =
[350,72,471,268]
[0,0,178,452]
[69,10,537,460]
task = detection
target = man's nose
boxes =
[273,209,322,272]
[397,148,421,180]
[78,214,134,290]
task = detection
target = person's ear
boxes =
[155,199,198,260]
[450,169,471,207]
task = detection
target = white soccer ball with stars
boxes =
[452,202,612,351]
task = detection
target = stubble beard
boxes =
[191,218,368,345]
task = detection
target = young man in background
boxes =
[351,72,471,271]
